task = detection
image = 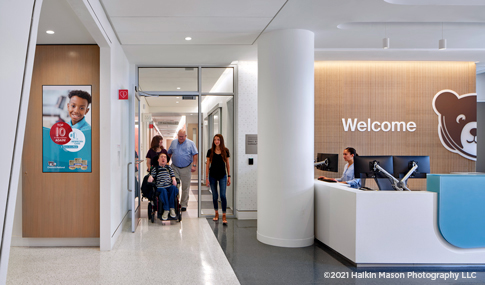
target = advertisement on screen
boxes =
[42,85,92,173]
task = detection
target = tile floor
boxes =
[7,198,239,285]
[207,219,485,285]
[11,181,483,284]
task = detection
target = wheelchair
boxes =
[144,177,182,223]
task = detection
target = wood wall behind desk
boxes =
[22,45,100,237]
[315,61,476,190]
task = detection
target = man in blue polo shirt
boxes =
[168,129,198,211]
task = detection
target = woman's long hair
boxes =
[209,134,230,163]
[150,135,164,151]
[345,147,358,157]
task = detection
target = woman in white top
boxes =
[318,147,361,188]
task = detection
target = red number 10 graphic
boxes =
[50,122,72,145]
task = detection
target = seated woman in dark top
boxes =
[206,134,231,224]
[148,153,178,220]
[145,135,169,172]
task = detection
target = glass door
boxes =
[137,65,236,219]
[131,94,142,232]
[201,95,234,217]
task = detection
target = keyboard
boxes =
[318,178,337,183]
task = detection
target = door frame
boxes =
[135,65,238,218]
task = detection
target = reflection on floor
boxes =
[7,207,239,284]
[207,219,485,285]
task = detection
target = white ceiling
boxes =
[37,0,95,44]
[37,0,485,67]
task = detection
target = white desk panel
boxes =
[314,180,485,265]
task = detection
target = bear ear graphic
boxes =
[433,91,458,114]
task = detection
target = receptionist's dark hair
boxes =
[345,147,358,157]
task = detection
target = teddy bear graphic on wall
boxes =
[432,90,477,161]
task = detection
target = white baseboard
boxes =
[11,237,100,247]
[236,210,257,220]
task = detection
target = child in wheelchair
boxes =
[148,153,179,220]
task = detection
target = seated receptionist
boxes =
[318,147,361,188]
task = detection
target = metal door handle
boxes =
[127,162,132,192]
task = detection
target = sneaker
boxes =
[181,207,187,212]
[170,208,176,218]
[162,211,169,220]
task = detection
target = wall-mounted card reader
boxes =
[248,158,254,165]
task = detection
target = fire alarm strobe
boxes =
[119,89,128,100]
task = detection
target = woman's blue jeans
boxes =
[157,185,178,211]
[209,175,227,213]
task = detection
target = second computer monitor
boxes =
[354,156,393,178]
[393,156,430,179]
[316,153,338,172]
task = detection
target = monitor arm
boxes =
[314,158,329,167]
[397,161,418,190]
[372,162,411,191]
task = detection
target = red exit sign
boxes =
[119,89,128,100]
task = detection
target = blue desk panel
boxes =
[427,174,485,249]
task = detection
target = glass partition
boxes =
[137,65,236,219]
[139,67,198,92]
[202,67,234,93]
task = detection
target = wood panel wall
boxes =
[315,61,476,190]
[22,45,100,237]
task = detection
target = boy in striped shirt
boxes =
[148,153,179,220]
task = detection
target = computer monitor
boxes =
[315,153,338,172]
[393,156,430,179]
[354,156,395,190]
[353,156,394,179]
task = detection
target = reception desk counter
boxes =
[315,179,485,265]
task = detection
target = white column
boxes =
[257,29,314,247]
[0,0,42,282]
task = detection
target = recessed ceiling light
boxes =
[176,101,179,103]
[177,87,181,89]
[46,30,55,34]
[439,39,446,50]
[185,37,192,41]
[383,38,390,49]
[176,97,180,99]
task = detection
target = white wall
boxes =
[235,61,258,219]
[476,73,485,172]
[108,42,131,241]
[0,0,42,282]
[477,73,485,103]
[67,0,131,250]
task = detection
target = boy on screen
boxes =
[67,90,91,131]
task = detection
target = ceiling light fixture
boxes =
[383,24,390,49]
[46,30,55,34]
[185,37,192,41]
[176,101,179,103]
[177,87,181,89]
[439,22,446,50]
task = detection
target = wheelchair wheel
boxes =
[148,203,154,223]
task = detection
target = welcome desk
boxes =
[314,174,485,266]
